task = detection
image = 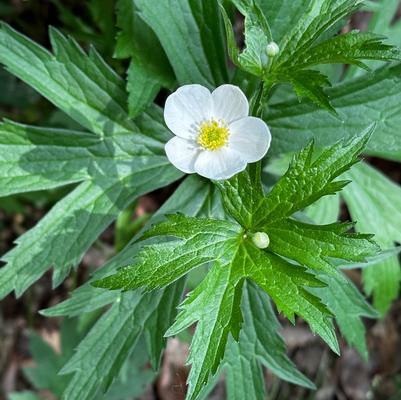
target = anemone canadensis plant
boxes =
[1,0,401,399]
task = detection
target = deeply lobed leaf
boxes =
[0,25,183,296]
[256,126,374,225]
[94,215,241,292]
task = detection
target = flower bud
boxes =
[266,41,279,57]
[252,232,270,249]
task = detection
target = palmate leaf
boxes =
[96,130,379,399]
[159,235,327,400]
[225,0,400,111]
[0,24,183,296]
[46,176,316,399]
[268,1,401,111]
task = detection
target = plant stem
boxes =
[250,81,264,117]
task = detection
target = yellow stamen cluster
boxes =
[197,120,229,151]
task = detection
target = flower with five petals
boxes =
[164,84,271,180]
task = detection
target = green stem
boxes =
[249,81,264,117]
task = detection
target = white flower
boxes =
[163,84,271,180]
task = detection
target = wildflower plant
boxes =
[1,1,401,400]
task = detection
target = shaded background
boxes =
[1,1,401,399]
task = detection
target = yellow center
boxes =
[197,120,229,151]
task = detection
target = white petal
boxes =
[194,147,247,180]
[228,117,271,163]
[165,136,200,174]
[164,84,212,139]
[212,84,249,124]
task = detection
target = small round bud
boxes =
[266,41,280,57]
[252,232,270,249]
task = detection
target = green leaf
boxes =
[42,176,221,318]
[270,69,335,113]
[115,0,175,117]
[134,0,228,87]
[96,213,334,397]
[95,134,380,399]
[23,319,83,397]
[256,0,310,43]
[60,285,183,400]
[266,219,378,275]
[291,31,401,70]
[347,0,401,78]
[223,282,314,400]
[228,0,273,76]
[0,121,93,196]
[342,162,401,313]
[312,271,378,360]
[219,4,240,68]
[240,241,338,352]
[256,126,374,225]
[262,0,400,111]
[0,24,183,297]
[339,246,401,270]
[99,337,157,400]
[0,119,169,197]
[0,24,132,137]
[266,64,401,161]
[41,284,120,318]
[42,176,222,400]
[8,393,41,400]
[94,214,241,292]
[0,152,180,296]
[214,163,264,229]
[166,261,244,400]
[189,0,229,85]
[275,0,363,66]
[305,193,340,224]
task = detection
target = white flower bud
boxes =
[252,232,270,249]
[266,41,279,57]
